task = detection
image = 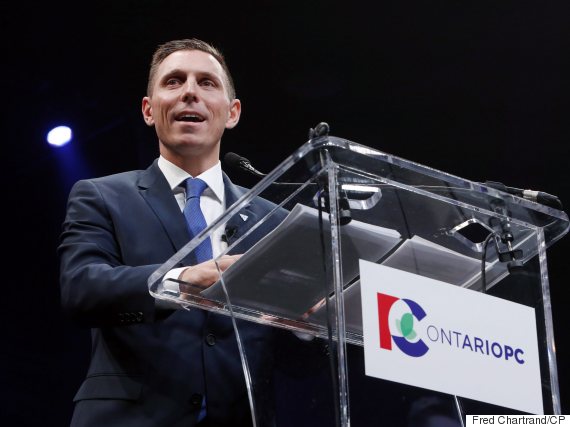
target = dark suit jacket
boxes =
[58,159,287,427]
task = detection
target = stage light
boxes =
[47,125,73,147]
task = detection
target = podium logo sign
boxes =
[377,293,429,357]
[359,260,543,414]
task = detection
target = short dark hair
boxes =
[147,38,236,100]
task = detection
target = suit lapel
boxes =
[137,164,263,252]
[138,160,190,253]
[223,173,261,246]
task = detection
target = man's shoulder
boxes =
[89,169,145,186]
[70,170,140,192]
[66,164,162,205]
[72,162,158,192]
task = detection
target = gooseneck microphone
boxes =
[484,181,563,210]
[223,151,352,224]
[223,152,266,177]
[224,152,305,187]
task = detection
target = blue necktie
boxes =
[183,177,212,422]
[183,177,213,262]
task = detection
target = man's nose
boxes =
[181,79,199,102]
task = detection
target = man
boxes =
[58,38,286,426]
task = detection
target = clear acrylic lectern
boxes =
[148,133,568,426]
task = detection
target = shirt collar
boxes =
[157,156,224,203]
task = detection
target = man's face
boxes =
[142,49,240,167]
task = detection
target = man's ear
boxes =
[142,97,154,126]
[225,98,241,129]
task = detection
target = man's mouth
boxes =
[175,113,205,123]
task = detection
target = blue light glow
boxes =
[47,125,73,147]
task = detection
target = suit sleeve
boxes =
[58,179,166,327]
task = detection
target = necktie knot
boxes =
[184,177,208,201]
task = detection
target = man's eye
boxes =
[200,79,216,87]
[166,78,181,86]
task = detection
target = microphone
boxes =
[223,152,266,177]
[484,181,563,210]
[221,225,238,244]
[223,151,353,225]
[224,151,308,187]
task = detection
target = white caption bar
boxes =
[467,415,569,426]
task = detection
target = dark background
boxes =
[2,1,569,424]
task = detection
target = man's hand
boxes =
[178,255,241,289]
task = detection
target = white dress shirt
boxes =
[157,156,227,286]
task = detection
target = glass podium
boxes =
[148,132,568,426]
